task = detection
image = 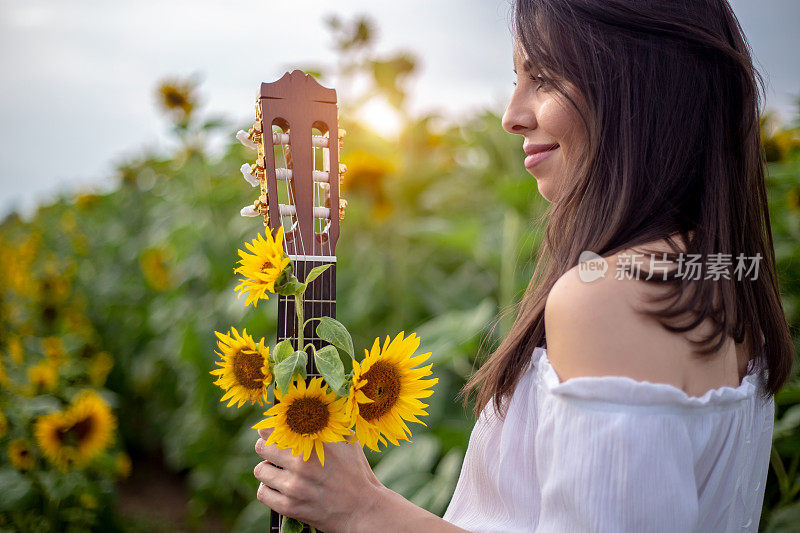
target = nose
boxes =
[502,90,536,135]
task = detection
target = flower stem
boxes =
[295,293,304,352]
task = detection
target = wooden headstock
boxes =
[242,70,347,258]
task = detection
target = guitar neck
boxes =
[276,257,337,373]
[273,257,336,533]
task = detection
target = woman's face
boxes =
[502,40,588,202]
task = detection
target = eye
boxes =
[529,74,547,91]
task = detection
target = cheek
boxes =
[538,99,579,146]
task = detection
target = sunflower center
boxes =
[232,351,265,390]
[284,397,330,435]
[55,415,94,447]
[359,361,401,421]
[72,416,95,443]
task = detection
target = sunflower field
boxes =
[1,15,800,533]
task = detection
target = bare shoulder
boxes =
[544,251,689,386]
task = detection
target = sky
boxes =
[1,0,798,219]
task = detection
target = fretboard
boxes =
[276,257,337,379]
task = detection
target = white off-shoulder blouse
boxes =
[442,346,775,532]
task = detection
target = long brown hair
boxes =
[459,0,795,420]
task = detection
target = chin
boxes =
[535,177,555,203]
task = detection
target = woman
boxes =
[252,0,795,531]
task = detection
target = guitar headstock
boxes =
[237,70,347,259]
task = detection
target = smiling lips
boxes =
[523,142,559,168]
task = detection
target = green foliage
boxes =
[314,317,354,359]
[761,141,800,530]
[313,345,346,395]
[273,351,308,396]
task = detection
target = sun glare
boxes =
[357,98,403,139]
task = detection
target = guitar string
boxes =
[274,123,338,382]
[319,128,333,375]
[278,126,296,357]
[266,121,286,533]
[284,127,301,349]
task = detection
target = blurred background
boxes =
[1,1,799,531]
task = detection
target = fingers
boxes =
[255,436,300,470]
[254,459,290,492]
[255,461,308,518]
[257,481,298,518]
[258,427,273,440]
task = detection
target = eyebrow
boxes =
[513,59,534,74]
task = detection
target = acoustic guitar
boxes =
[239,70,346,533]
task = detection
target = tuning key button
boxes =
[240,204,258,217]
[339,198,348,220]
[240,163,259,187]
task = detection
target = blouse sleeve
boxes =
[533,395,699,532]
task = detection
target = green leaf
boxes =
[315,345,346,392]
[773,404,800,439]
[304,263,332,285]
[297,350,308,380]
[281,516,305,533]
[276,279,306,297]
[273,350,308,395]
[274,271,306,297]
[272,339,295,365]
[316,316,354,357]
[0,469,32,511]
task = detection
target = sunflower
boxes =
[8,439,35,470]
[34,390,116,470]
[34,411,76,470]
[115,451,132,479]
[88,351,114,387]
[210,327,272,407]
[252,376,352,466]
[347,331,438,452]
[28,360,59,393]
[233,226,291,307]
[8,336,24,364]
[156,78,197,121]
[42,336,66,365]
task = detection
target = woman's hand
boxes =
[254,427,385,533]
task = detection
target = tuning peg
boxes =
[339,198,348,221]
[255,198,269,216]
[240,204,258,217]
[338,163,347,187]
[249,126,262,145]
[241,199,269,218]
[249,163,265,182]
[338,128,346,150]
[236,130,257,150]
[240,163,259,187]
